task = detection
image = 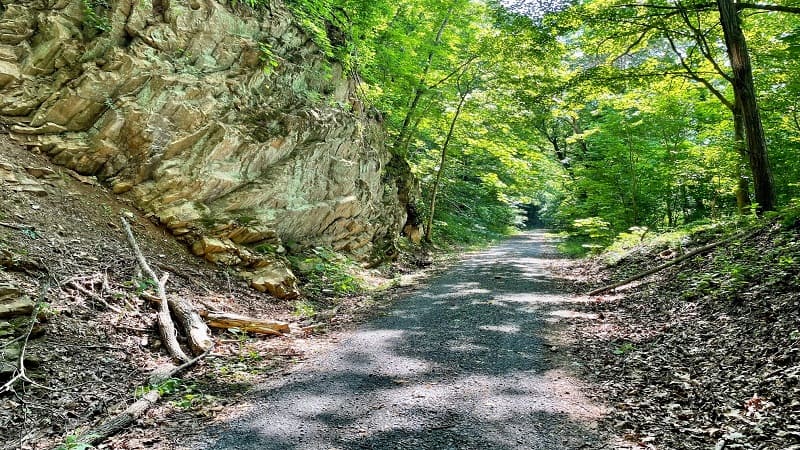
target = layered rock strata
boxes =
[0,0,411,296]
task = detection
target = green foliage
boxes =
[56,435,96,450]
[283,0,800,245]
[289,247,363,296]
[612,342,635,355]
[292,300,317,318]
[136,378,182,397]
[258,43,280,75]
[170,382,217,409]
[81,0,111,33]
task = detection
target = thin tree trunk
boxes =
[424,91,468,243]
[392,9,451,152]
[717,0,776,212]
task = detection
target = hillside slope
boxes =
[556,221,800,449]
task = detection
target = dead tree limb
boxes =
[0,279,51,394]
[76,349,211,446]
[121,217,190,363]
[166,298,213,354]
[587,228,761,296]
[201,311,290,336]
[141,292,285,338]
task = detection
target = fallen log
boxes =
[141,293,284,340]
[200,311,290,336]
[121,217,189,363]
[587,227,761,296]
[76,349,211,446]
[168,297,213,354]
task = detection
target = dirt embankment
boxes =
[554,222,800,449]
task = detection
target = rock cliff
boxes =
[0,0,412,296]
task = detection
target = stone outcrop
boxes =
[0,0,413,296]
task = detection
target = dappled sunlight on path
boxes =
[194,231,608,450]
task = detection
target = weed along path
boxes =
[194,231,608,449]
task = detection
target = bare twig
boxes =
[0,221,31,230]
[67,280,124,313]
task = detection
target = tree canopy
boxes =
[299,0,800,246]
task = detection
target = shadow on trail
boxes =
[199,232,607,450]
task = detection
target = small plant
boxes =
[289,247,364,296]
[20,227,38,239]
[81,0,111,33]
[292,300,317,318]
[613,342,635,355]
[253,243,278,254]
[136,378,182,398]
[134,277,157,294]
[259,43,280,75]
[56,434,97,450]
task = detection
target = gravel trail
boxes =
[196,231,607,449]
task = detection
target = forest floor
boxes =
[551,220,800,449]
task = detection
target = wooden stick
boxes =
[587,228,761,296]
[201,311,290,336]
[121,217,190,363]
[0,221,29,230]
[77,349,212,446]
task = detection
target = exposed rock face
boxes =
[0,0,411,294]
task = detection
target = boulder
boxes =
[246,262,300,299]
[0,296,35,319]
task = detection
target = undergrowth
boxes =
[288,246,364,298]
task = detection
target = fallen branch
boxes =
[67,280,124,314]
[167,297,214,354]
[121,217,189,363]
[138,292,213,353]
[76,348,212,446]
[0,279,50,394]
[140,292,289,336]
[587,228,761,296]
[0,221,30,230]
[201,311,290,336]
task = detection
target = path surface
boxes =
[195,232,606,449]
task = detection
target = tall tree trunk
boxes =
[424,91,468,243]
[717,0,776,212]
[732,97,752,214]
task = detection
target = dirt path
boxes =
[191,231,608,449]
